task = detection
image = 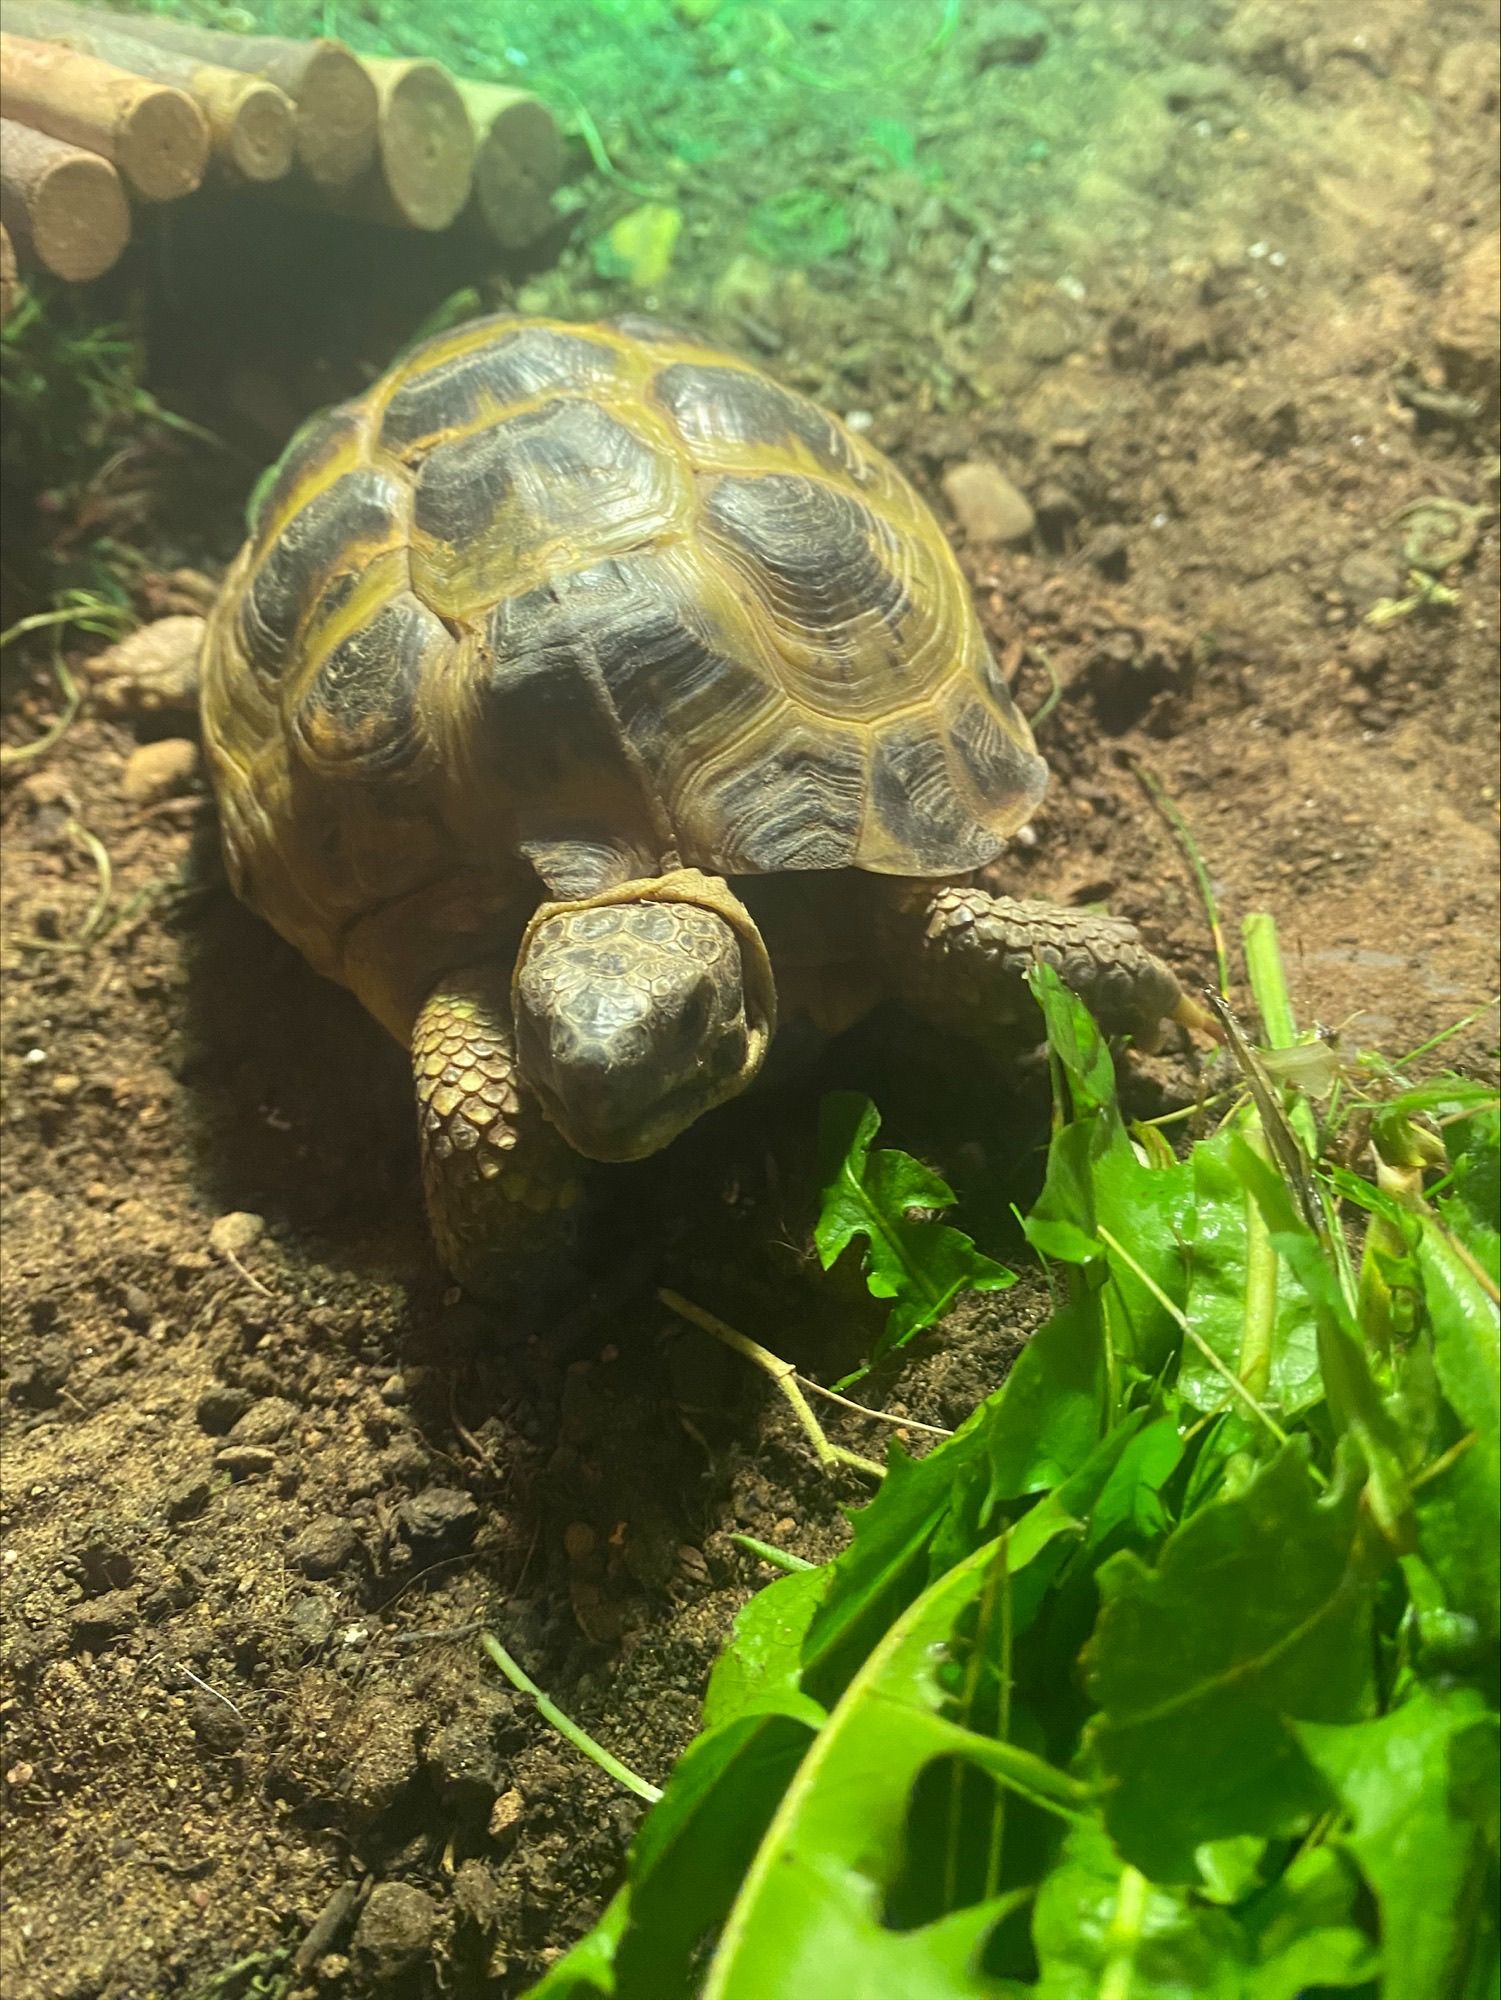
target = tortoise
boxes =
[200,311,1206,1302]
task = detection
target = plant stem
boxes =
[480,1634,663,1804]
[659,1289,886,1479]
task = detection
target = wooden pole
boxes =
[0,117,129,280]
[0,220,19,322]
[456,82,562,249]
[24,10,378,190]
[2,1,294,183]
[0,33,208,201]
[352,57,476,232]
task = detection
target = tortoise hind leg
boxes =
[412,965,586,1309]
[872,882,1212,1053]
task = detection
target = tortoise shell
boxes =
[201,313,1047,1037]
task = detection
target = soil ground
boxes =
[2,0,1498,1993]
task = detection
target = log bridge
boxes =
[0,1,563,317]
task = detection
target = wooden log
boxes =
[3,1,294,183]
[0,33,207,200]
[352,57,475,232]
[456,82,562,249]
[0,220,19,322]
[0,117,129,280]
[27,10,377,189]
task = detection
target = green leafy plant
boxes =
[815,1092,1014,1378]
[522,929,1499,1999]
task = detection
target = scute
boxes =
[238,466,410,683]
[411,397,682,615]
[379,323,624,455]
[293,590,450,774]
[866,721,1001,874]
[696,713,868,872]
[652,362,871,485]
[704,471,900,632]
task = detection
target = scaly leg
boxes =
[873,881,1210,1053]
[411,964,586,1307]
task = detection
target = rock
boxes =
[209,1211,266,1259]
[285,1592,336,1653]
[451,1859,499,1941]
[1012,305,1079,364]
[426,1690,520,1814]
[1436,231,1501,415]
[164,1475,212,1523]
[228,1396,298,1448]
[120,738,200,807]
[215,1444,277,1480]
[69,1588,140,1650]
[196,1385,255,1436]
[288,1515,359,1579]
[6,1339,71,1409]
[350,1882,439,1980]
[396,1486,480,1553]
[86,617,204,717]
[188,1689,247,1755]
[941,461,1035,545]
[1155,61,1240,111]
[976,0,1049,66]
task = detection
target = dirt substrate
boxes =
[2,0,1499,1993]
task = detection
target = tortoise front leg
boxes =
[872,881,1211,1053]
[412,965,586,1308]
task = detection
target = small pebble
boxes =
[196,1386,255,1436]
[396,1485,480,1552]
[976,0,1049,66]
[188,1690,246,1755]
[209,1211,266,1259]
[69,1588,140,1649]
[941,460,1036,545]
[164,1475,211,1524]
[120,737,200,807]
[227,1396,298,1448]
[288,1515,359,1579]
[350,1883,438,1978]
[215,1445,277,1480]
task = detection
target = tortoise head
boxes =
[512,872,777,1163]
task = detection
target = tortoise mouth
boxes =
[536,1031,754,1163]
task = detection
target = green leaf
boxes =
[1413,1210,1501,1654]
[815,1094,1014,1371]
[1238,1846,1379,2000]
[702,1527,1092,2000]
[1085,1442,1379,1881]
[533,1712,817,2000]
[1078,1417,1184,1560]
[1231,1135,1415,1549]
[1030,1826,1377,2000]
[1180,1129,1321,1416]
[1034,1821,1247,2000]
[1298,1687,1500,2000]
[1438,1104,1500,1282]
[802,1299,1118,1705]
[703,1567,830,1731]
[1025,968,1195,1378]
